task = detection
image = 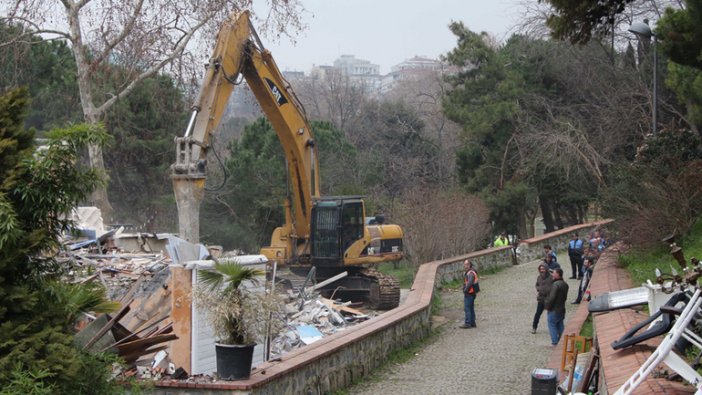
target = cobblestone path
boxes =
[350,255,581,395]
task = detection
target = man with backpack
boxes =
[460,259,480,329]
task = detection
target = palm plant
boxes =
[44,281,121,330]
[196,262,267,345]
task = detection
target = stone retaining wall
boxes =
[153,219,612,394]
[515,220,613,263]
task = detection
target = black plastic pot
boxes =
[215,343,255,380]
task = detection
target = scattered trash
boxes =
[296,325,324,345]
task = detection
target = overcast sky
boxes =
[255,0,524,74]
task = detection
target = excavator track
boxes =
[360,268,400,310]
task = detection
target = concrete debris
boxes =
[270,293,375,357]
[60,210,381,384]
[70,206,107,238]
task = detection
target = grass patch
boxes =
[431,291,443,315]
[480,265,506,275]
[440,277,463,290]
[376,261,417,289]
[620,219,702,287]
[580,314,593,338]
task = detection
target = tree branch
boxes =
[0,16,71,40]
[93,0,146,67]
[94,17,206,116]
[75,0,93,9]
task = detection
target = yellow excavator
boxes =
[172,11,404,309]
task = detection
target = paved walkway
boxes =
[350,254,582,395]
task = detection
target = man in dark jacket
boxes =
[545,268,569,345]
[532,263,553,334]
[572,258,594,304]
[543,244,560,272]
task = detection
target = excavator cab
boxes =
[308,197,402,309]
[310,195,403,265]
[310,197,365,267]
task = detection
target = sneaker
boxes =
[569,276,577,279]
[571,301,580,304]
[531,328,536,334]
[459,324,471,329]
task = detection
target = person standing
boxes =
[544,244,560,272]
[494,233,508,247]
[568,233,585,279]
[572,258,594,304]
[532,263,553,334]
[545,268,569,345]
[460,259,480,329]
[584,244,599,263]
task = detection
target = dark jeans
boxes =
[547,310,565,345]
[574,277,591,303]
[569,255,583,278]
[532,302,545,330]
[464,294,476,326]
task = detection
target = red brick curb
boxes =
[548,242,694,394]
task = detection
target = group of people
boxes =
[459,231,604,347]
[532,233,600,345]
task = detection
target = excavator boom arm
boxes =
[172,10,319,243]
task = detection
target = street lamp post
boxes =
[629,19,658,134]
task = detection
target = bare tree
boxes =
[392,188,490,266]
[294,67,369,135]
[514,0,684,47]
[384,66,461,187]
[1,0,304,221]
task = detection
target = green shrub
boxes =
[603,129,702,246]
[0,89,122,393]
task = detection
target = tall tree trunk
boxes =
[87,142,113,223]
[517,207,528,241]
[565,205,578,225]
[554,202,564,230]
[539,197,555,233]
[67,3,113,223]
[524,207,536,239]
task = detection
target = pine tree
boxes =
[0,89,119,392]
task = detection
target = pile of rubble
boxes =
[272,294,375,356]
[61,207,381,383]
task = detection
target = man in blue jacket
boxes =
[568,233,585,279]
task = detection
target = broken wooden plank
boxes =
[321,298,366,316]
[82,302,131,350]
[120,345,170,365]
[116,333,178,356]
[99,315,169,352]
[119,274,146,305]
[84,253,163,259]
[151,322,173,336]
[117,334,178,364]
